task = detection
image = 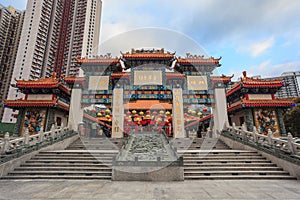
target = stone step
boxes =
[183,159,270,163]
[173,144,228,149]
[184,171,290,176]
[21,163,112,167]
[66,146,119,150]
[183,156,264,160]
[184,175,297,180]
[184,163,276,167]
[68,145,120,148]
[14,167,112,171]
[73,141,122,145]
[179,150,257,153]
[32,156,114,160]
[184,166,283,171]
[36,154,116,157]
[25,160,112,164]
[40,150,118,154]
[176,145,229,149]
[1,175,111,180]
[182,152,259,156]
[8,171,112,176]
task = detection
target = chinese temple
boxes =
[227,71,295,136]
[71,48,229,138]
[76,49,221,107]
[4,73,70,135]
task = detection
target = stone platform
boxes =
[112,132,184,181]
[0,180,299,199]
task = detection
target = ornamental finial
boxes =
[242,71,247,78]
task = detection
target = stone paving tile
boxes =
[0,180,299,200]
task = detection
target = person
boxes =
[98,128,103,137]
[91,122,98,137]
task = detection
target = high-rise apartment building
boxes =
[55,0,102,77]
[2,0,102,123]
[276,71,300,98]
[0,5,24,122]
[252,71,300,99]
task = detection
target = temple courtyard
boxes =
[0,179,299,199]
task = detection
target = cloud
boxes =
[99,28,208,57]
[101,0,300,48]
[248,60,300,78]
[239,37,275,57]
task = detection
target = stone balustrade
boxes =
[223,123,300,156]
[0,123,71,155]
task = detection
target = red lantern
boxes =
[146,110,150,115]
[126,111,131,115]
[203,107,208,112]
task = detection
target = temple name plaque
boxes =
[134,71,162,85]
[88,76,109,90]
[187,76,208,90]
[27,94,53,101]
[248,94,272,100]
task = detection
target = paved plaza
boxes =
[0,180,299,199]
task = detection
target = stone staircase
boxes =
[172,138,230,150]
[179,138,296,180]
[1,138,122,180]
[1,137,296,180]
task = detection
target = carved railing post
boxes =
[39,128,44,143]
[24,128,29,145]
[232,123,236,133]
[1,132,10,154]
[252,126,258,143]
[287,132,296,154]
[267,129,273,146]
[242,123,247,131]
[50,124,56,140]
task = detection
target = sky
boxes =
[1,0,300,79]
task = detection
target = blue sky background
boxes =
[1,0,300,79]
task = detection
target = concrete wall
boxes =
[0,134,78,177]
[220,135,300,179]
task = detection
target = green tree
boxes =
[284,97,300,137]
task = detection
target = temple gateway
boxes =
[4,48,294,137]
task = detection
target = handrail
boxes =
[0,123,74,155]
[223,122,300,157]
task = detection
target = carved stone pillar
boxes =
[172,87,185,138]
[213,83,229,135]
[112,87,124,138]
